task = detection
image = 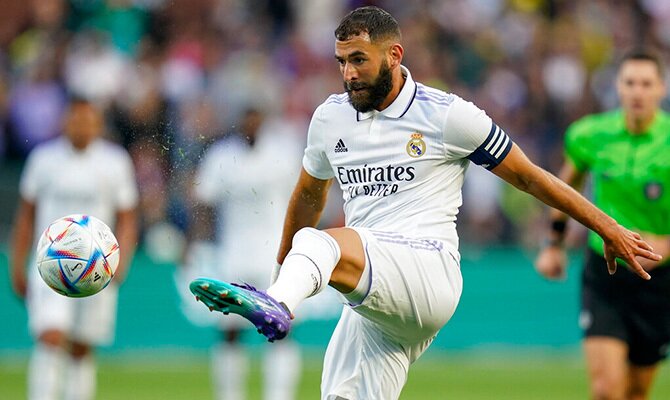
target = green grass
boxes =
[1,351,669,399]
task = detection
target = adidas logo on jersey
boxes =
[334,139,348,153]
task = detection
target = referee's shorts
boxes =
[580,248,670,366]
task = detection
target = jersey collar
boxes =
[356,65,417,121]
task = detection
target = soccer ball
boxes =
[36,214,120,297]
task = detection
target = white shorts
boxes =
[27,265,119,345]
[321,228,463,400]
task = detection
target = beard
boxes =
[344,60,393,113]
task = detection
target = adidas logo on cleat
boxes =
[334,139,348,153]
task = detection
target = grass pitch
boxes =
[1,351,669,399]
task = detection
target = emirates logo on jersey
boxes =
[406,132,426,158]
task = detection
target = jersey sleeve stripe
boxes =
[492,135,510,158]
[482,123,499,151]
[485,126,504,153]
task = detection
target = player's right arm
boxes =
[534,161,587,280]
[276,168,332,265]
[10,198,35,298]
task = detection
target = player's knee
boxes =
[38,330,67,348]
[590,377,626,400]
[69,341,93,359]
[292,227,331,248]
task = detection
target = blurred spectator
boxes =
[1,0,670,246]
[7,60,67,157]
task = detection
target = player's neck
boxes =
[625,112,656,135]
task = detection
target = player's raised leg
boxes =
[190,226,366,341]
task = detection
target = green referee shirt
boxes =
[565,109,670,256]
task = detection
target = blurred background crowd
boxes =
[0,0,669,258]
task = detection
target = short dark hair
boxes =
[619,48,665,78]
[335,6,401,43]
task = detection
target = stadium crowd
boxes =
[1,0,669,252]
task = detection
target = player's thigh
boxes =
[583,337,629,395]
[321,307,425,400]
[71,283,119,345]
[349,228,463,344]
[27,268,75,337]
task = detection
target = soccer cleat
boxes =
[189,277,291,342]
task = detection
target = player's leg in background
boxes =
[29,330,67,400]
[262,339,301,400]
[212,328,248,400]
[66,284,118,400]
[628,364,660,400]
[27,268,72,400]
[583,337,629,399]
[63,341,96,400]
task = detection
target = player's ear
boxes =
[388,43,403,69]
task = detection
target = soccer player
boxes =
[535,49,670,400]
[10,97,138,400]
[188,108,303,400]
[190,7,662,399]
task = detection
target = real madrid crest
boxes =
[406,132,426,158]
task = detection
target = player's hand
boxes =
[10,267,27,299]
[635,233,670,272]
[602,225,661,280]
[535,245,567,280]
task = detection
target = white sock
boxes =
[211,343,249,400]
[263,341,301,400]
[63,355,96,400]
[267,228,341,313]
[28,343,65,400]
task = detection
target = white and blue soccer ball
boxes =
[36,214,120,297]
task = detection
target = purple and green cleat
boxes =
[189,277,292,342]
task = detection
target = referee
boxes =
[536,49,670,400]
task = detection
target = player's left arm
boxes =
[490,143,661,280]
[113,207,138,285]
[10,198,35,299]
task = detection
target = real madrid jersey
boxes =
[303,66,512,253]
[20,137,139,240]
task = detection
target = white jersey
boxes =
[20,137,139,238]
[303,66,512,254]
[195,129,302,273]
[20,136,138,344]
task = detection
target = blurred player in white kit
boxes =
[10,97,138,400]
[190,6,662,400]
[187,108,304,400]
